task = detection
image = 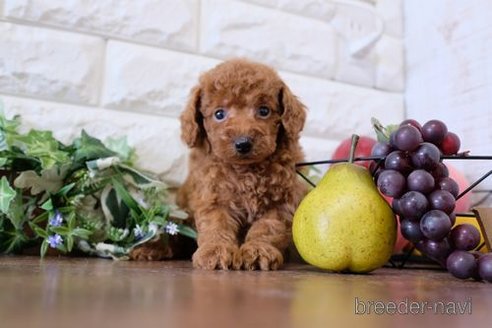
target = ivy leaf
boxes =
[0,105,21,132]
[119,164,166,189]
[101,185,129,229]
[0,157,7,167]
[5,193,25,229]
[0,108,21,151]
[14,171,43,194]
[105,136,135,163]
[73,130,116,163]
[0,176,16,215]
[14,166,67,195]
[14,130,69,169]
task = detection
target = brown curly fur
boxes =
[130,237,173,261]
[177,59,307,270]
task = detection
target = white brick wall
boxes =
[201,0,338,78]
[0,22,104,105]
[4,0,199,51]
[405,0,492,202]
[102,41,219,116]
[0,0,404,184]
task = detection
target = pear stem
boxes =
[349,134,359,164]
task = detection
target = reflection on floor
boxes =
[0,256,491,328]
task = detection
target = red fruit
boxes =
[441,132,461,155]
[447,164,471,213]
[332,136,377,168]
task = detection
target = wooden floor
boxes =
[1,256,491,328]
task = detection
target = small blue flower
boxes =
[165,222,179,236]
[133,224,144,240]
[49,210,63,227]
[47,234,63,248]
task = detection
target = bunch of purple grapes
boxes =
[371,119,492,282]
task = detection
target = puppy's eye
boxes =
[214,108,227,122]
[257,106,270,118]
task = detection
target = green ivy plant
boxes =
[0,103,196,259]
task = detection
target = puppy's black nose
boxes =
[234,137,252,154]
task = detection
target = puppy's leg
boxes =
[193,207,239,270]
[234,209,290,271]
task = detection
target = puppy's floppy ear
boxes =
[279,84,306,140]
[180,86,205,148]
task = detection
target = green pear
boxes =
[293,136,396,273]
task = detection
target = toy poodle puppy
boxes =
[177,58,307,270]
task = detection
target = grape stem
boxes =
[349,134,359,164]
[371,117,389,142]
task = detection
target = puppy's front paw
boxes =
[192,243,238,270]
[233,241,283,271]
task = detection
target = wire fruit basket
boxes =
[295,154,492,269]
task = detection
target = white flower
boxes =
[148,223,159,234]
[165,222,179,235]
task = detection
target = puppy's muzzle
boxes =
[234,136,252,155]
